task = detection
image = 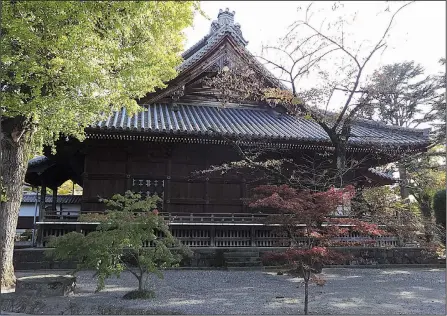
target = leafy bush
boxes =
[433,190,446,227]
[20,230,33,241]
[48,191,191,296]
[261,252,289,266]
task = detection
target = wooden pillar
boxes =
[210,226,215,247]
[241,178,247,213]
[81,143,91,215]
[39,184,46,221]
[204,178,210,213]
[250,226,255,247]
[52,187,58,219]
[204,153,210,214]
[125,145,132,192]
[165,154,172,213]
[37,184,46,247]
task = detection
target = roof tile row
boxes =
[88,103,429,147]
[22,194,82,204]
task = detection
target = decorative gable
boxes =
[141,8,284,105]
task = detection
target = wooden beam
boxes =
[52,188,57,217]
[165,153,172,213]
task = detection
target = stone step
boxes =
[224,257,261,263]
[226,261,262,267]
[223,252,259,257]
[226,264,263,270]
[222,248,260,253]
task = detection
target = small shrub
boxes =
[48,191,191,293]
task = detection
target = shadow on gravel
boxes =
[2,268,444,315]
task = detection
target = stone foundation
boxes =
[334,247,440,265]
[13,246,440,270]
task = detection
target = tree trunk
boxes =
[398,164,409,200]
[301,265,311,315]
[304,276,309,315]
[1,118,32,288]
[334,140,347,188]
[137,274,144,291]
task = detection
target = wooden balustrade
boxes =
[42,211,269,223]
[38,223,399,248]
[42,211,384,226]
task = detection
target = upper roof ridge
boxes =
[209,8,247,45]
[181,8,248,62]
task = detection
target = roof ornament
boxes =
[218,8,235,26]
[209,8,244,40]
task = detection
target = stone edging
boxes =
[263,264,445,270]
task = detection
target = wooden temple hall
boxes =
[25,9,430,248]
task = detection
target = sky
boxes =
[184,1,445,75]
[182,1,446,125]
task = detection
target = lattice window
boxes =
[131,178,165,209]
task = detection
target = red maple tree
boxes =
[249,184,388,315]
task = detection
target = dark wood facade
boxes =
[82,140,246,214]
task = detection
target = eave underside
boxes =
[85,129,428,157]
[25,131,421,190]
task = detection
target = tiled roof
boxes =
[181,35,209,60]
[27,156,55,173]
[22,194,82,204]
[87,103,429,147]
[28,156,49,166]
[367,168,397,181]
[178,25,247,73]
[178,11,248,73]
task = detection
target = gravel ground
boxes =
[2,268,445,315]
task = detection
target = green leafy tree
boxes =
[433,189,446,228]
[48,191,190,298]
[404,150,445,243]
[431,58,446,145]
[360,61,445,199]
[54,180,83,195]
[0,1,198,287]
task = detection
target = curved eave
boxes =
[84,128,429,155]
[360,168,399,187]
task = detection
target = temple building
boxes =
[25,9,430,250]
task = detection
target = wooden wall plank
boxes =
[81,140,249,214]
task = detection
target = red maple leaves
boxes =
[250,184,388,270]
